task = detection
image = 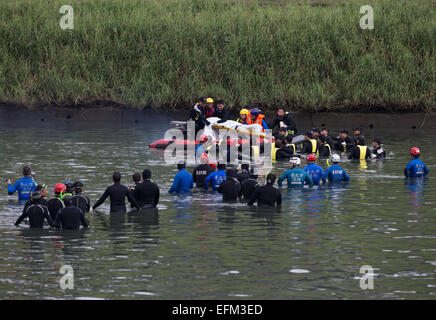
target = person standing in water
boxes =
[47,184,66,221]
[322,154,350,184]
[55,195,89,230]
[7,166,38,201]
[404,147,429,178]
[169,162,194,194]
[247,174,282,207]
[15,190,54,228]
[278,157,313,188]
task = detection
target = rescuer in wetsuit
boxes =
[70,181,91,213]
[15,191,54,228]
[7,166,38,201]
[240,175,259,200]
[128,173,142,208]
[188,96,210,134]
[55,195,89,230]
[133,169,160,208]
[334,129,354,153]
[236,164,251,184]
[317,135,332,158]
[92,172,141,213]
[271,107,297,136]
[276,135,296,160]
[193,154,215,187]
[218,169,241,201]
[320,127,335,149]
[247,174,282,207]
[47,184,66,220]
[348,135,371,160]
[301,131,318,155]
[371,138,386,159]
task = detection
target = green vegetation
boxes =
[0,0,434,111]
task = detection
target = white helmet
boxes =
[331,153,341,163]
[289,157,301,166]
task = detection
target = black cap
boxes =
[373,137,382,145]
[354,126,362,132]
[340,129,348,134]
[63,195,73,205]
[216,99,224,105]
[356,135,365,145]
[318,135,326,143]
[73,181,84,188]
[312,128,321,133]
[198,96,206,103]
[304,131,313,138]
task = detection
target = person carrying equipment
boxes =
[322,154,350,183]
[317,135,332,158]
[236,108,249,124]
[15,190,54,228]
[348,135,371,160]
[247,174,282,207]
[193,154,215,187]
[169,162,194,194]
[334,129,353,153]
[133,169,160,208]
[301,131,318,155]
[188,97,210,134]
[246,108,269,131]
[92,172,141,213]
[278,157,313,188]
[404,147,429,178]
[47,184,66,221]
[303,154,324,186]
[55,195,89,230]
[213,100,229,123]
[70,181,91,213]
[204,163,227,191]
[371,138,386,159]
[218,169,241,201]
[7,166,38,201]
[271,107,297,136]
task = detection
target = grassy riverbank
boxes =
[0,0,434,111]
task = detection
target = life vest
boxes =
[205,106,215,118]
[271,144,280,160]
[247,114,266,131]
[357,145,368,160]
[251,146,260,158]
[236,118,245,124]
[317,144,331,156]
[310,139,318,153]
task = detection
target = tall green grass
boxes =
[0,0,434,111]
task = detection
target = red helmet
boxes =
[199,135,208,143]
[54,183,66,193]
[410,147,420,155]
[307,154,316,161]
[208,162,217,169]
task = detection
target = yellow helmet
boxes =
[206,98,214,103]
[240,108,249,116]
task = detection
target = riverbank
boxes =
[0,0,434,112]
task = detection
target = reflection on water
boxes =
[0,119,435,299]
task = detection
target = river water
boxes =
[0,114,435,300]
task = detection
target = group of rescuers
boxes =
[188,97,388,161]
[7,141,429,230]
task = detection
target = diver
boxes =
[7,166,38,201]
[311,128,321,140]
[23,184,49,214]
[404,147,429,178]
[47,184,66,221]
[276,135,296,160]
[271,107,297,136]
[247,174,282,207]
[334,129,353,153]
[193,154,216,187]
[70,181,91,213]
[218,169,241,201]
[301,131,318,154]
[320,127,335,149]
[353,126,363,144]
[240,174,259,200]
[92,172,141,213]
[322,154,350,183]
[204,163,227,191]
[348,135,371,160]
[134,169,160,208]
[371,138,386,159]
[64,182,75,198]
[273,127,288,141]
[188,96,210,134]
[278,157,313,188]
[15,190,54,228]
[303,154,324,186]
[317,135,332,158]
[168,162,194,194]
[213,100,229,123]
[128,173,142,208]
[55,195,89,230]
[236,164,251,184]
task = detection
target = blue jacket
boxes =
[8,177,38,200]
[278,167,313,188]
[303,163,324,186]
[169,169,193,193]
[204,170,226,191]
[404,158,429,178]
[322,164,350,183]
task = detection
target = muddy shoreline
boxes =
[0,103,435,130]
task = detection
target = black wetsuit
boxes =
[322,135,335,149]
[218,178,241,201]
[15,199,54,228]
[301,140,318,154]
[372,146,386,159]
[348,145,371,160]
[318,144,332,157]
[213,107,229,123]
[71,194,91,213]
[128,182,140,208]
[247,184,282,207]
[93,183,140,213]
[55,205,88,229]
[23,198,48,214]
[276,145,295,160]
[47,197,65,221]
[236,170,251,184]
[334,137,353,153]
[133,179,160,208]
[240,178,259,199]
[271,113,297,135]
[188,103,208,133]
[193,164,215,187]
